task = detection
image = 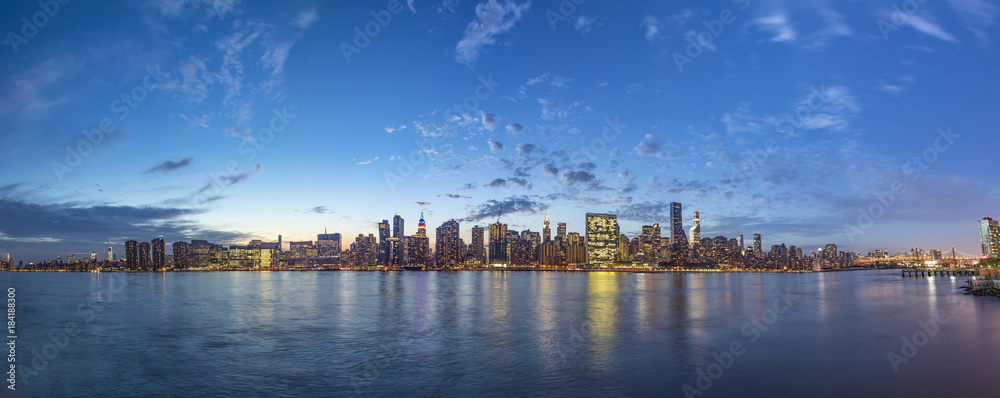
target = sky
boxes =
[1,0,999,262]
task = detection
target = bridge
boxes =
[855,247,981,268]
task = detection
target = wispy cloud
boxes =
[147,157,193,173]
[455,0,532,65]
[355,156,379,165]
[488,139,504,151]
[640,15,659,40]
[481,111,497,130]
[461,195,547,222]
[906,14,959,42]
[634,134,679,159]
[752,12,797,43]
[438,194,472,200]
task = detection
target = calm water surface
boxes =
[5,270,1000,397]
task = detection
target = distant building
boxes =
[640,224,661,262]
[138,241,151,270]
[586,213,619,266]
[378,220,390,264]
[543,211,552,242]
[980,217,1000,258]
[753,234,762,255]
[152,238,166,269]
[406,235,429,267]
[670,202,687,250]
[392,214,405,265]
[172,241,189,269]
[317,232,341,257]
[352,234,378,266]
[189,240,212,268]
[566,233,585,264]
[436,219,461,267]
[489,223,508,265]
[470,225,485,264]
[289,241,314,258]
[689,211,701,248]
[125,240,139,271]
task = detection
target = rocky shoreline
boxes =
[960,279,1000,297]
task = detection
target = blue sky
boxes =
[1,0,999,262]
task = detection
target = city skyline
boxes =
[2,1,998,263]
[4,206,971,265]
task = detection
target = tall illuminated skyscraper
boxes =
[543,211,551,242]
[689,211,701,248]
[980,217,1000,258]
[392,214,405,266]
[470,225,484,264]
[670,202,687,249]
[377,220,390,264]
[586,213,619,266]
[172,241,189,269]
[488,222,508,265]
[753,234,762,254]
[151,238,166,269]
[436,219,461,267]
[417,212,427,237]
[641,223,660,261]
[107,240,113,262]
[138,241,151,270]
[125,240,138,270]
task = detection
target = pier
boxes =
[900,267,979,277]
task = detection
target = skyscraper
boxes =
[392,214,405,266]
[417,212,427,237]
[689,211,701,248]
[543,211,551,242]
[406,218,430,268]
[317,231,342,257]
[670,202,687,249]
[586,213,619,266]
[566,232,585,264]
[173,241,189,269]
[470,225,484,264]
[489,222,508,265]
[138,241,151,270]
[125,240,138,271]
[753,234,762,254]
[377,220,390,264]
[107,240,113,262]
[151,238,166,269]
[980,217,1000,258]
[641,223,661,261]
[436,219,461,267]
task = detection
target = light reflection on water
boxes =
[6,269,1000,397]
